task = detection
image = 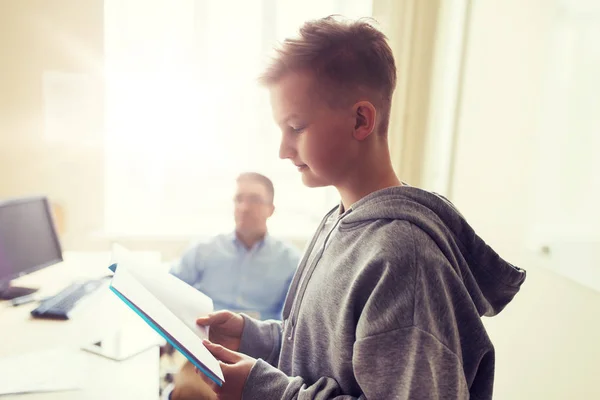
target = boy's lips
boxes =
[294,163,308,171]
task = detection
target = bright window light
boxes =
[103,0,372,239]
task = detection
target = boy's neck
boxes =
[337,147,401,210]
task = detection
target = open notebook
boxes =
[108,248,224,386]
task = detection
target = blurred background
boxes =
[0,0,598,398]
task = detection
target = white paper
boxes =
[0,348,85,395]
[110,264,223,383]
[128,264,214,339]
[111,244,214,338]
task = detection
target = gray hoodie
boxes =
[239,186,526,399]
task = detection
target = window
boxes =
[104,0,372,238]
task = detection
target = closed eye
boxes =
[290,126,305,134]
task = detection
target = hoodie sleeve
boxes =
[241,327,468,400]
[353,326,469,399]
[242,359,367,400]
[238,314,282,366]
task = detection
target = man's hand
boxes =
[197,311,244,352]
[200,340,256,400]
[170,361,215,400]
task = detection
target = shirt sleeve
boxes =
[264,245,302,320]
[169,244,203,286]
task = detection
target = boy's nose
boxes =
[279,136,295,160]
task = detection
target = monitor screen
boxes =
[0,196,63,285]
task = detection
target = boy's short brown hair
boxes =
[259,16,397,135]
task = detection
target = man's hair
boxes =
[236,172,275,203]
[259,16,397,135]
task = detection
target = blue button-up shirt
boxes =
[170,232,301,321]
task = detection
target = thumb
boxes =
[196,310,233,326]
[203,340,240,364]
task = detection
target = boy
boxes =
[196,16,526,400]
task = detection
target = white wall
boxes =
[449,0,600,398]
[0,0,105,251]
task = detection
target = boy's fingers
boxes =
[196,310,232,326]
[203,340,240,364]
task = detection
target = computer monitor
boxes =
[0,196,63,300]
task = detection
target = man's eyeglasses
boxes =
[233,194,270,206]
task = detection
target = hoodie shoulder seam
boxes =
[357,324,464,367]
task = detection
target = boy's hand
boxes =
[197,311,244,352]
[200,340,256,400]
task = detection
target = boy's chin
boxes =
[301,171,330,188]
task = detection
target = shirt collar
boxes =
[231,231,270,251]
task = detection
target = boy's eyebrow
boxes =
[278,114,301,126]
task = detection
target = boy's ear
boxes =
[352,101,377,141]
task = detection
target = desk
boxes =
[0,252,161,400]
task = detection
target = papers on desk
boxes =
[0,347,85,396]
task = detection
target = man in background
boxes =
[169,172,300,320]
[161,172,301,400]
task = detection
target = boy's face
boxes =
[270,71,357,188]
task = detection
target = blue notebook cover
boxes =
[108,264,223,386]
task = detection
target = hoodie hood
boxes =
[340,185,526,317]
